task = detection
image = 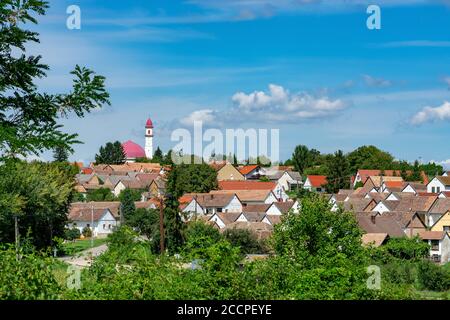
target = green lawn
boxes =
[63,238,107,256]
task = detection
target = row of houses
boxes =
[323,170,450,263]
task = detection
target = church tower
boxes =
[145,117,153,159]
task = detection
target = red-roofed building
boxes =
[304,175,327,192]
[238,165,261,180]
[122,140,146,161]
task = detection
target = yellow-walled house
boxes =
[216,163,245,181]
[430,210,450,234]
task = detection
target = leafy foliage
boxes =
[325,150,350,193]
[0,1,109,158]
[85,187,116,202]
[0,160,75,249]
[94,141,126,165]
[223,228,266,254]
[119,188,136,222]
[417,260,450,292]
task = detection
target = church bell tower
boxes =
[145,117,153,159]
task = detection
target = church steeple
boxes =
[145,117,153,158]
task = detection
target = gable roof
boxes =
[242,203,271,213]
[402,182,427,193]
[355,213,405,237]
[306,175,327,188]
[218,180,276,191]
[272,201,296,213]
[185,193,240,208]
[428,198,450,214]
[417,230,448,240]
[394,196,438,212]
[436,176,450,185]
[68,208,113,222]
[210,189,273,202]
[361,233,389,247]
[238,165,260,175]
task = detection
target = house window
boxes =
[443,226,450,232]
[217,208,223,213]
[103,224,106,230]
[437,187,441,193]
[87,223,90,228]
[432,187,436,193]
[316,188,322,192]
[430,240,439,251]
[108,224,112,229]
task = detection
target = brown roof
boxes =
[118,180,147,189]
[240,212,266,222]
[68,208,113,222]
[334,194,349,202]
[266,214,282,225]
[403,182,427,192]
[136,173,159,185]
[368,176,404,188]
[70,201,157,218]
[210,189,272,202]
[394,196,438,212]
[365,193,388,202]
[186,193,238,208]
[361,233,389,247]
[437,176,450,185]
[428,198,450,214]
[355,213,405,237]
[214,212,241,225]
[417,230,447,240]
[242,204,271,213]
[218,180,276,191]
[344,199,376,212]
[273,201,296,213]
[338,189,354,195]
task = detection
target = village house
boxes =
[303,175,327,193]
[427,176,450,194]
[68,208,117,237]
[238,165,262,180]
[211,162,245,181]
[266,170,302,192]
[417,231,450,264]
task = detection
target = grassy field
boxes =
[63,238,107,256]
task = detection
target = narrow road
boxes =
[58,244,108,268]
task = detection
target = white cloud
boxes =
[363,75,392,88]
[410,101,450,125]
[179,84,348,126]
[180,109,218,126]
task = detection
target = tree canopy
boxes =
[0,0,110,158]
[95,141,126,165]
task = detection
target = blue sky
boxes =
[31,0,450,167]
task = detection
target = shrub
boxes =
[382,261,417,285]
[417,260,450,292]
[65,228,81,241]
[82,226,92,238]
[223,228,265,254]
[384,237,429,260]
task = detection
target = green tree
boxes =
[85,188,116,202]
[407,160,422,182]
[0,160,75,250]
[53,145,70,162]
[163,149,174,166]
[347,145,394,173]
[166,163,218,196]
[152,146,163,163]
[95,141,126,164]
[223,228,265,254]
[119,188,136,222]
[291,145,311,174]
[0,1,109,159]
[126,208,160,250]
[325,150,350,193]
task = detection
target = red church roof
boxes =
[146,118,153,128]
[122,140,145,159]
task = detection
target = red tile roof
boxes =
[218,180,276,191]
[81,167,93,174]
[238,165,260,175]
[384,181,404,188]
[306,175,327,188]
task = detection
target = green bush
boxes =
[65,228,81,241]
[383,237,430,261]
[417,260,450,292]
[223,228,266,254]
[82,226,92,238]
[382,261,417,285]
[0,247,61,299]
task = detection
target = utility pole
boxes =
[159,196,165,254]
[14,214,19,260]
[91,202,94,249]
